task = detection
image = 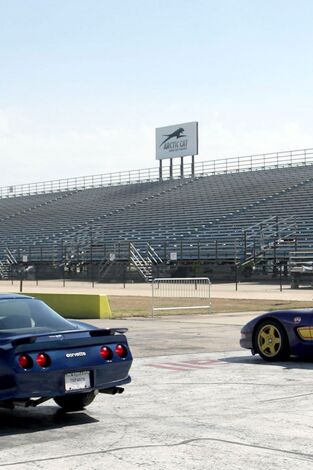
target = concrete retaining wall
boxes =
[23,292,112,319]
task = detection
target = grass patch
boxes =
[108,295,313,317]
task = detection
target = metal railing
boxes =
[129,243,153,282]
[152,277,211,316]
[1,147,313,199]
[147,243,163,264]
[5,235,298,265]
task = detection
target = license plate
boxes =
[65,371,91,391]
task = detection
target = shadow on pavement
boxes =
[0,406,98,436]
[223,354,313,370]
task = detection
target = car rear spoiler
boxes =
[0,328,129,352]
[89,328,128,336]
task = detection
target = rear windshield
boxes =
[0,298,77,334]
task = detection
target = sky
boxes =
[1,0,313,186]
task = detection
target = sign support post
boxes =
[170,158,173,179]
[180,157,184,178]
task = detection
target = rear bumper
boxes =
[0,360,132,400]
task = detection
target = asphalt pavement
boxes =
[1,313,313,470]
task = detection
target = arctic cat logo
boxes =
[156,121,198,160]
[160,127,186,147]
[66,352,87,358]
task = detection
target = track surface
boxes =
[2,313,313,469]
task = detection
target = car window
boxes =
[0,298,77,333]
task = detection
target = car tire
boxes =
[254,319,289,362]
[54,391,96,411]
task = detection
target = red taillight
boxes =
[36,353,51,368]
[115,344,128,358]
[100,346,113,360]
[18,354,33,369]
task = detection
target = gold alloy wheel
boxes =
[257,324,282,358]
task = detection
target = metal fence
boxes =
[1,147,313,198]
[5,232,298,265]
[151,277,211,317]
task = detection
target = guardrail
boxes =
[1,147,313,199]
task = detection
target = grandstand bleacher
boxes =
[1,148,313,282]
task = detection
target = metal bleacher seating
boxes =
[1,148,313,265]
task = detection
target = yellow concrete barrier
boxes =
[23,293,112,319]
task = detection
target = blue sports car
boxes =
[240,308,313,361]
[0,294,132,411]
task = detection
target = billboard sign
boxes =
[156,122,198,160]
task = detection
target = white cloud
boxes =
[0,110,10,134]
[0,117,156,186]
[0,107,312,188]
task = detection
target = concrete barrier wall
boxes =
[23,293,112,319]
